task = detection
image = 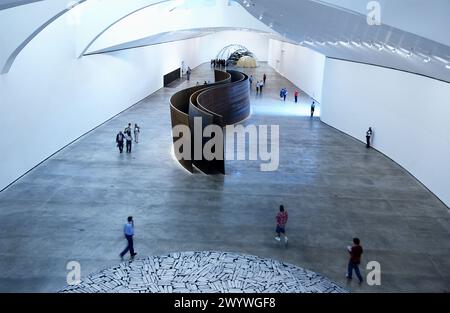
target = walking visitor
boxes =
[120,216,137,260]
[346,238,364,284]
[125,131,132,153]
[116,131,124,153]
[311,101,316,117]
[134,124,140,143]
[275,205,289,244]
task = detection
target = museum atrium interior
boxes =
[0,0,449,293]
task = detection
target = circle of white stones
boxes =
[60,251,347,293]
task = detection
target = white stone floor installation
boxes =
[60,251,347,293]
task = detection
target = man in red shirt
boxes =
[275,205,288,244]
[347,238,364,284]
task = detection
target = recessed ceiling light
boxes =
[328,41,338,46]
[339,41,350,46]
[268,22,273,28]
[351,41,361,47]
[423,57,431,63]
[446,64,450,69]
[259,14,263,20]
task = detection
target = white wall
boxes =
[268,39,325,103]
[321,58,450,207]
[0,19,269,191]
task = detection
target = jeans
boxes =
[120,235,134,257]
[117,141,123,153]
[347,261,363,282]
[126,140,132,153]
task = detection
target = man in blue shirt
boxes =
[120,216,137,260]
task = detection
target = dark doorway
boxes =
[163,68,181,87]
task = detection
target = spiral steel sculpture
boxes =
[170,69,250,174]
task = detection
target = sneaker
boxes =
[274,237,281,242]
[131,252,137,258]
[346,275,352,280]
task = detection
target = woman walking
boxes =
[134,124,140,143]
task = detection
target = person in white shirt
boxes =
[134,124,140,143]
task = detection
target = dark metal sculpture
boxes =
[169,69,250,174]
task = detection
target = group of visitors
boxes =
[279,87,317,117]
[249,73,267,94]
[116,123,140,153]
[280,88,288,101]
[274,205,364,284]
[211,59,227,68]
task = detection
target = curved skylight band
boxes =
[1,0,86,74]
[85,27,271,56]
[78,0,171,58]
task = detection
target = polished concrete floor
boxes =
[0,63,449,293]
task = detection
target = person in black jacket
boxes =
[366,127,373,148]
[116,131,124,153]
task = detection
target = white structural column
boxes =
[321,58,450,207]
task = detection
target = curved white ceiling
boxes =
[241,0,450,82]
[1,0,449,82]
[315,0,450,46]
[0,0,85,74]
[85,0,274,55]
